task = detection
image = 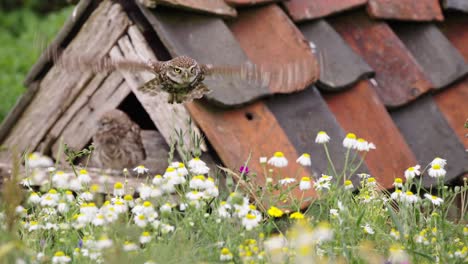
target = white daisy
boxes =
[428,164,446,178]
[242,213,260,230]
[259,157,267,164]
[402,191,419,204]
[220,248,234,261]
[51,251,71,264]
[393,178,404,188]
[189,175,206,189]
[391,189,403,201]
[188,157,210,175]
[404,165,421,180]
[279,177,296,185]
[113,182,125,197]
[355,138,369,151]
[133,165,149,174]
[134,214,148,228]
[186,190,204,201]
[296,153,311,166]
[342,133,357,149]
[139,232,152,244]
[138,184,152,200]
[344,180,354,190]
[424,193,443,206]
[268,152,288,168]
[362,224,374,235]
[430,157,447,168]
[315,131,330,144]
[78,169,91,185]
[123,241,139,251]
[27,152,54,168]
[152,175,164,185]
[299,177,312,191]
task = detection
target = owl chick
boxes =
[92,109,146,170]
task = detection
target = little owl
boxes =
[92,109,146,170]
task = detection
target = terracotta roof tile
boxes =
[324,80,417,188]
[156,0,237,17]
[283,0,367,22]
[225,0,280,6]
[392,23,468,89]
[329,11,432,108]
[298,19,373,90]
[391,96,468,186]
[367,0,444,21]
[227,4,318,94]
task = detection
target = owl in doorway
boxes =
[58,53,318,104]
[92,109,146,170]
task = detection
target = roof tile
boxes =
[391,96,468,186]
[324,80,417,188]
[225,0,279,6]
[367,0,443,21]
[283,0,367,22]
[227,4,318,94]
[438,14,468,61]
[442,0,468,12]
[392,23,468,89]
[156,0,237,17]
[329,11,432,108]
[298,19,373,90]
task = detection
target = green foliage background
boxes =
[0,5,72,123]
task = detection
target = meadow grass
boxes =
[0,131,466,263]
[0,6,72,123]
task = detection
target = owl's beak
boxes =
[183,72,189,79]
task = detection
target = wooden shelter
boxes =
[0,0,467,199]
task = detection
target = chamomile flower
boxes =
[28,192,41,204]
[28,221,40,232]
[96,236,113,250]
[52,171,70,189]
[299,177,312,191]
[204,186,219,198]
[424,193,443,206]
[27,152,54,168]
[314,180,331,191]
[343,133,357,149]
[152,175,164,185]
[133,165,149,174]
[391,189,403,201]
[431,157,447,168]
[220,248,234,261]
[79,191,94,202]
[259,157,267,164]
[138,184,152,200]
[366,177,377,187]
[92,214,106,226]
[52,251,71,263]
[362,224,374,235]
[357,173,371,179]
[123,241,139,251]
[355,138,369,151]
[315,131,330,144]
[329,209,339,218]
[188,157,210,175]
[134,214,148,228]
[57,201,69,214]
[268,152,288,168]
[139,231,152,244]
[161,223,175,234]
[390,228,400,239]
[78,169,91,185]
[160,203,172,213]
[69,179,83,192]
[296,153,311,166]
[189,175,206,189]
[279,177,296,185]
[186,190,204,201]
[312,222,334,242]
[344,180,354,190]
[175,162,189,176]
[428,164,446,178]
[403,191,419,204]
[242,213,260,230]
[393,178,404,188]
[113,182,125,197]
[388,244,409,264]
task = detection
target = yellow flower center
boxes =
[114,182,123,189]
[302,153,310,158]
[221,248,230,255]
[344,180,352,186]
[166,167,175,172]
[408,167,415,171]
[124,195,133,201]
[79,169,88,174]
[274,152,284,157]
[301,177,310,182]
[246,213,256,220]
[432,164,441,170]
[346,133,356,139]
[395,178,403,183]
[367,177,376,183]
[143,201,152,207]
[49,189,57,194]
[142,231,150,236]
[54,251,65,257]
[357,138,366,143]
[406,191,413,196]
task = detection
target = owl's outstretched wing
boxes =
[137,76,164,96]
[201,58,319,93]
[182,83,211,102]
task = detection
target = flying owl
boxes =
[57,52,318,104]
[92,109,146,170]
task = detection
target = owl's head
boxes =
[165,56,200,85]
[97,109,131,132]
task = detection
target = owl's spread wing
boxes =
[137,76,164,96]
[182,83,211,102]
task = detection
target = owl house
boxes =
[1,0,467,198]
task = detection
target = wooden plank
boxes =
[154,0,236,17]
[329,11,433,108]
[227,4,318,94]
[225,0,280,6]
[186,101,316,204]
[392,23,468,89]
[298,19,373,91]
[438,14,468,61]
[282,0,367,22]
[24,0,95,86]
[48,72,129,160]
[0,1,131,162]
[323,80,418,188]
[367,0,443,21]
[434,79,468,149]
[110,25,207,152]
[443,0,468,12]
[137,4,270,107]
[391,96,468,187]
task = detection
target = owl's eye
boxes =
[173,68,181,74]
[190,67,196,74]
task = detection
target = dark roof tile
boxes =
[329,11,432,108]
[227,4,318,94]
[138,5,269,106]
[367,0,443,21]
[298,19,373,90]
[324,80,417,188]
[438,14,468,61]
[391,96,468,186]
[442,0,468,12]
[156,0,237,17]
[283,0,367,22]
[392,23,468,89]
